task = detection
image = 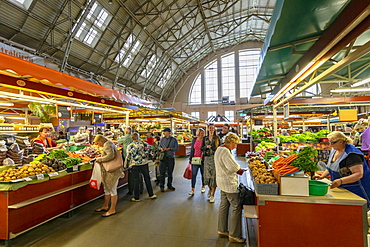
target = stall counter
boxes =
[244,174,368,247]
[175,142,191,156]
[0,168,128,246]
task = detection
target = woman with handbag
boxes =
[126,132,157,202]
[188,128,206,196]
[202,124,220,203]
[93,135,124,217]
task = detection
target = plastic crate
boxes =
[253,180,279,195]
[65,145,89,151]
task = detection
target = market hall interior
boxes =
[0,156,254,247]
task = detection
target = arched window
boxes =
[189,74,201,104]
[188,49,261,105]
[204,61,218,104]
[221,54,235,102]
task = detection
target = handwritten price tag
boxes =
[73,165,78,172]
[36,174,44,180]
[48,172,59,177]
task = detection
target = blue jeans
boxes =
[191,164,204,188]
[159,157,175,187]
[131,164,154,200]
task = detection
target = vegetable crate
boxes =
[65,145,89,151]
[252,180,279,195]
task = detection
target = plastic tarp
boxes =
[0,52,152,107]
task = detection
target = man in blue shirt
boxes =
[159,128,179,192]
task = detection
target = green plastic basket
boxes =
[309,180,330,196]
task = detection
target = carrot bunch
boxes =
[66,152,91,163]
[272,154,300,175]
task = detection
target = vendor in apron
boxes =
[314,131,370,209]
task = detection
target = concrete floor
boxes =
[0,156,251,247]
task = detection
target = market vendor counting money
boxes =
[314,131,370,208]
[32,127,64,151]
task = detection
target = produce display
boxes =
[277,129,331,143]
[255,141,276,151]
[250,128,274,143]
[248,156,278,184]
[272,154,300,175]
[290,146,318,173]
[0,163,55,181]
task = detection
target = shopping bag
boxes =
[183,163,192,180]
[89,163,102,190]
[238,183,255,205]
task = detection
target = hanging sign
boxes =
[92,112,103,124]
[57,105,71,119]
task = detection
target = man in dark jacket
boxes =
[159,128,179,192]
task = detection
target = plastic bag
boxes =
[89,163,102,190]
[183,163,192,180]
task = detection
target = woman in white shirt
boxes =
[214,133,245,244]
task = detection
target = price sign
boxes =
[57,105,72,119]
[73,165,78,172]
[92,112,103,124]
[48,172,59,177]
[36,174,44,180]
[24,177,32,181]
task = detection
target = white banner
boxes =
[0,42,45,66]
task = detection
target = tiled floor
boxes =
[0,155,368,247]
[0,156,250,247]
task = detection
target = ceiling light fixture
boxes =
[108,0,113,4]
[0,102,14,106]
[351,77,370,87]
[330,87,370,93]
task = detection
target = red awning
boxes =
[0,52,152,107]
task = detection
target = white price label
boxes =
[36,174,44,180]
[48,172,59,177]
[24,177,32,181]
[73,165,78,172]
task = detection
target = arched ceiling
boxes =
[0,0,276,103]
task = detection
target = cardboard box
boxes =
[280,174,309,196]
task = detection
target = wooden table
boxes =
[175,143,191,156]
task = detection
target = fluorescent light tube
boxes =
[351,77,370,87]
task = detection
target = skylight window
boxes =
[115,34,141,67]
[158,69,172,88]
[11,0,32,9]
[141,55,157,78]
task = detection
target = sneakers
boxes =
[201,187,206,193]
[209,196,215,203]
[167,186,176,191]
[189,190,194,196]
[218,231,229,238]
[229,236,246,243]
[149,195,157,199]
[160,187,165,192]
[131,198,140,202]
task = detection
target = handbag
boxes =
[158,151,166,161]
[238,183,255,205]
[183,163,192,179]
[89,163,101,190]
[159,138,173,161]
[191,157,202,165]
[101,149,123,172]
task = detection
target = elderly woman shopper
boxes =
[314,131,370,208]
[202,124,220,203]
[94,135,124,217]
[188,128,206,196]
[215,133,246,244]
[126,132,157,202]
